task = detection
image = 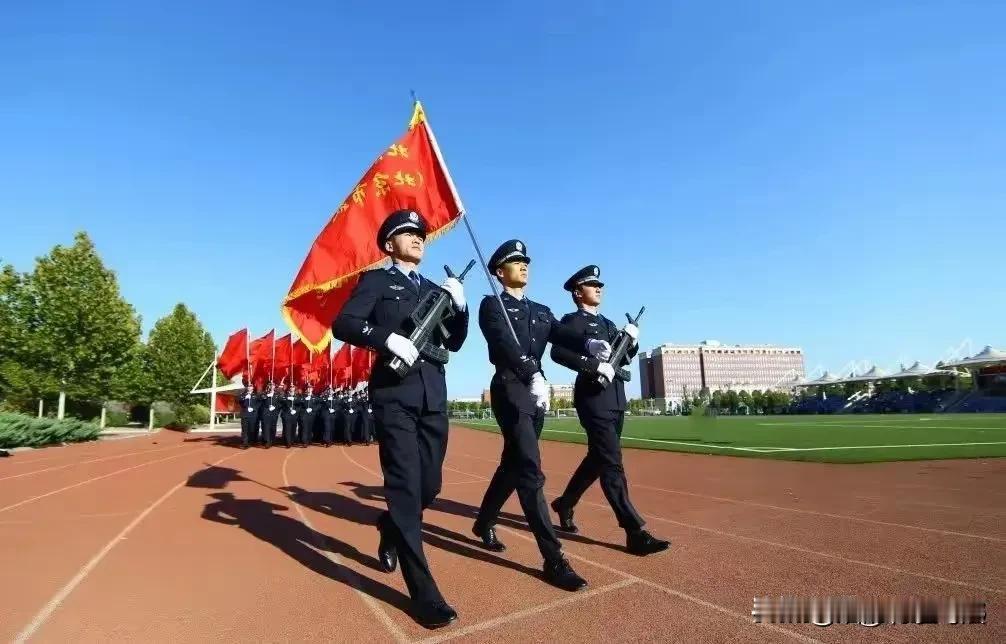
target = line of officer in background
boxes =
[549,265,670,556]
[333,209,469,629]
[472,239,612,592]
[238,383,259,449]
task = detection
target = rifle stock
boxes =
[597,306,645,387]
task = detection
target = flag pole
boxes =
[417,96,521,347]
[270,329,276,385]
[244,328,251,388]
[329,342,334,389]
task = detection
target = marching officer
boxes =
[472,239,611,592]
[360,389,375,445]
[321,385,339,447]
[342,390,358,445]
[280,383,299,447]
[549,265,670,555]
[332,209,469,628]
[260,381,281,448]
[299,382,320,447]
[238,383,259,449]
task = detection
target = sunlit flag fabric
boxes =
[291,339,311,387]
[273,334,292,384]
[249,330,275,389]
[332,343,353,388]
[281,101,464,353]
[217,329,248,379]
[350,346,376,388]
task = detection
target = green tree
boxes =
[751,390,765,414]
[725,390,740,414]
[738,390,753,413]
[16,233,142,413]
[146,303,216,404]
[710,390,724,411]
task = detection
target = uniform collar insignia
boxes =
[389,284,405,290]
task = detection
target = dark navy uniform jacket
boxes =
[238,391,260,419]
[551,309,638,413]
[479,291,586,414]
[333,266,469,412]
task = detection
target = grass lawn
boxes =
[455,413,1006,463]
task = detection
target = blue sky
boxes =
[1,1,1003,397]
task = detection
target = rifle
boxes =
[597,306,645,387]
[386,259,477,378]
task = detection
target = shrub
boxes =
[167,403,209,429]
[104,410,130,427]
[0,412,101,448]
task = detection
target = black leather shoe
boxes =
[543,557,587,591]
[413,600,458,629]
[378,525,397,573]
[626,529,670,556]
[472,522,506,552]
[550,498,578,533]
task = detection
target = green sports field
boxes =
[456,413,1006,463]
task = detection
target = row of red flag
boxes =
[217,328,375,390]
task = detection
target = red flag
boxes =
[350,346,376,388]
[332,343,353,388]
[214,394,238,414]
[249,330,274,389]
[217,329,248,379]
[309,348,331,387]
[281,101,464,352]
[274,334,292,383]
[291,339,311,387]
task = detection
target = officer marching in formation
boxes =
[472,239,612,591]
[238,383,259,449]
[321,384,339,447]
[299,383,319,447]
[260,381,281,448]
[280,383,299,447]
[358,389,375,445]
[341,389,358,444]
[549,265,670,555]
[333,209,469,628]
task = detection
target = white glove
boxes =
[623,323,639,344]
[586,339,611,361]
[385,333,418,366]
[441,277,466,311]
[597,362,616,382]
[539,395,550,411]
[530,372,548,401]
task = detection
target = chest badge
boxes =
[389,285,405,291]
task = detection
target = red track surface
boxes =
[1,428,1001,643]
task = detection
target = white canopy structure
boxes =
[939,345,1006,370]
[796,371,839,387]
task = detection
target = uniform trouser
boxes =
[298,412,317,445]
[556,410,644,531]
[476,395,563,563]
[281,413,297,446]
[322,410,337,445]
[360,415,374,443]
[373,397,449,605]
[240,413,258,446]
[261,412,280,446]
[342,411,356,444]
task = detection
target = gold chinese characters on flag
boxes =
[282,101,464,352]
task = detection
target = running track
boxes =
[1,427,1002,642]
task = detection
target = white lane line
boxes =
[415,579,637,644]
[284,448,410,644]
[0,444,189,482]
[0,447,216,515]
[340,451,821,643]
[442,458,1003,596]
[14,450,240,642]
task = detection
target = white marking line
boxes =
[747,441,1006,452]
[540,428,772,453]
[283,448,409,644]
[416,579,638,644]
[0,447,216,515]
[445,456,1003,596]
[0,511,135,527]
[757,422,1006,430]
[629,482,1004,543]
[13,450,241,643]
[340,453,820,644]
[0,444,189,482]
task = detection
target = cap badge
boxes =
[408,211,419,222]
[516,241,523,252]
